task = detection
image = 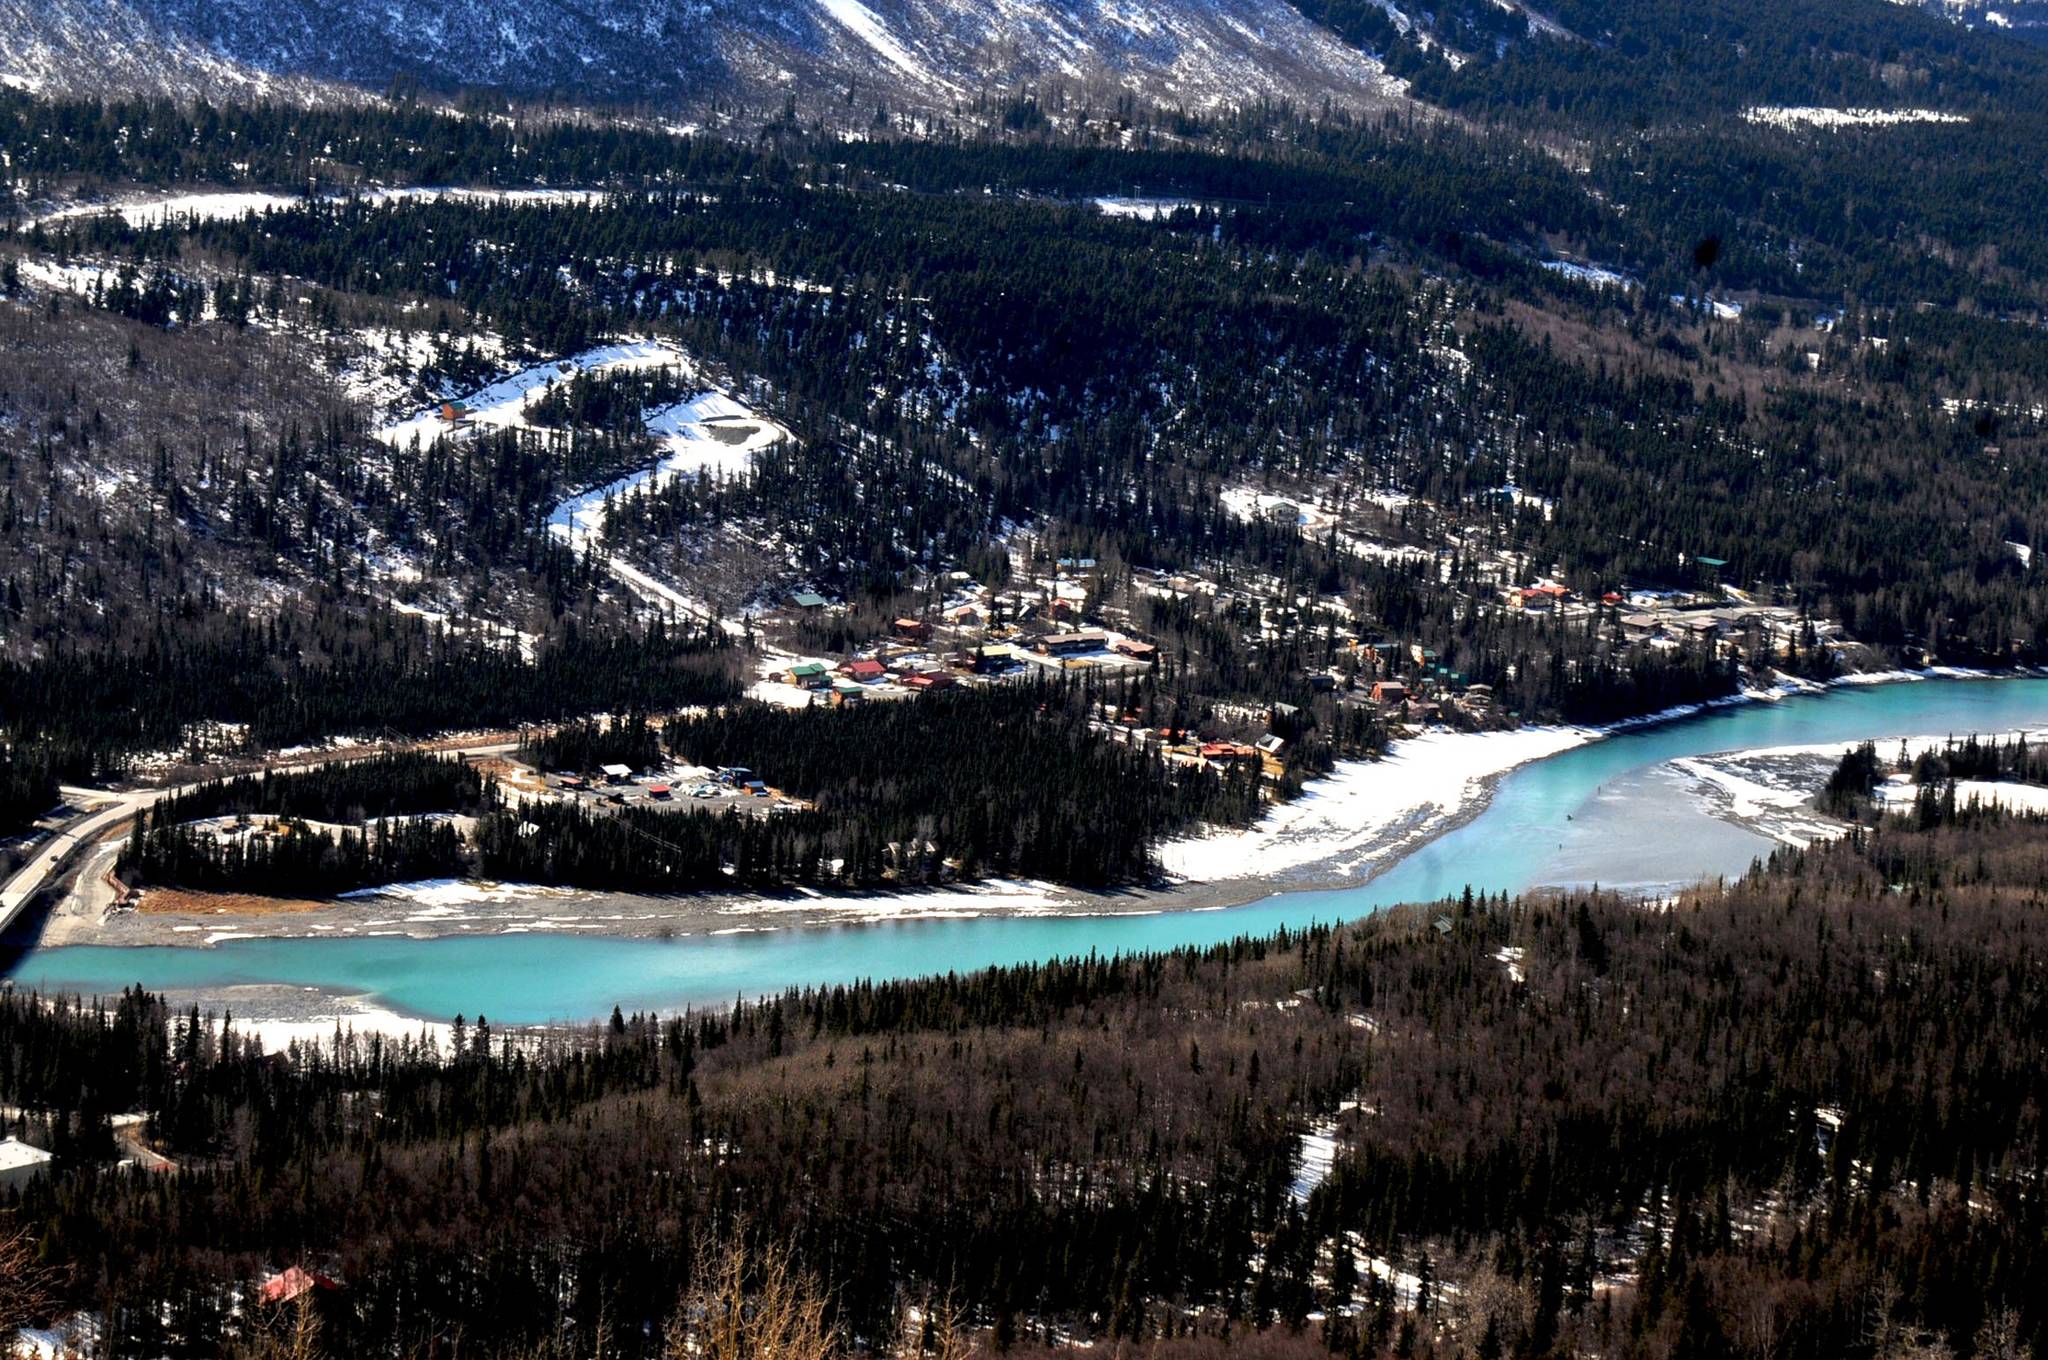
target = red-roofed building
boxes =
[841,659,887,682]
[259,1268,339,1307]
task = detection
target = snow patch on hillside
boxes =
[817,0,947,88]
[1743,106,1969,129]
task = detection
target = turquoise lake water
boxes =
[10,675,2048,1024]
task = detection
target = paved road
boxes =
[0,737,526,939]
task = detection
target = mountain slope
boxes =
[0,0,1407,115]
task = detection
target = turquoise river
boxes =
[10,674,2048,1024]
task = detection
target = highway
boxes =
[0,737,527,940]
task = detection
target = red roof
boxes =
[260,1268,339,1306]
[843,659,886,679]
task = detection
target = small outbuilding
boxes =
[0,1136,51,1191]
[259,1267,340,1307]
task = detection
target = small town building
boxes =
[786,662,831,688]
[1371,680,1409,706]
[791,591,827,611]
[0,1137,51,1191]
[841,659,887,682]
[1040,631,1107,657]
[1113,639,1158,661]
[600,764,635,784]
[259,1268,340,1307]
[893,618,934,641]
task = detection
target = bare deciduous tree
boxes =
[0,1220,62,1341]
[665,1235,839,1360]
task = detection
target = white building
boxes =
[0,1136,52,1190]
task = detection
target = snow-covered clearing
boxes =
[1291,1105,1356,1202]
[24,184,609,231]
[373,339,690,450]
[1218,483,1434,565]
[1093,196,1205,220]
[369,337,788,626]
[1156,725,1593,883]
[1541,259,1639,290]
[1876,777,2048,814]
[239,1002,455,1057]
[1742,106,1970,130]
[552,391,785,540]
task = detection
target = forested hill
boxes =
[4,812,2046,1355]
[1355,0,2048,124]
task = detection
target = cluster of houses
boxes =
[775,600,1161,705]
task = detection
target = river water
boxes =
[10,675,2048,1024]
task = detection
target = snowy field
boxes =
[240,999,455,1056]
[549,388,786,547]
[367,337,789,623]
[24,185,609,231]
[1541,259,1640,290]
[372,339,692,450]
[1093,196,1206,220]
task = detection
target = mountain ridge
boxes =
[0,0,1411,116]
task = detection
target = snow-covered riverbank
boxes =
[1156,725,1592,883]
[1156,666,2037,887]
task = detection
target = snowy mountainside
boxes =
[0,0,347,102]
[0,0,1406,114]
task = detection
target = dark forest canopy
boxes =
[4,815,2047,1356]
